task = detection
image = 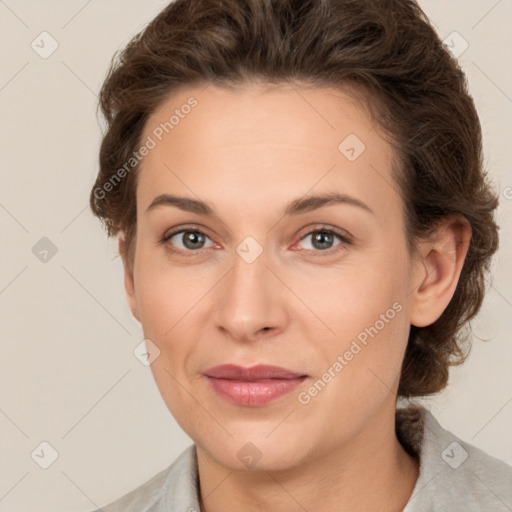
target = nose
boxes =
[213,244,289,343]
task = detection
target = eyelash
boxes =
[160,224,352,257]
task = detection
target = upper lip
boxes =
[204,364,307,380]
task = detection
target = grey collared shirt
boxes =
[90,407,512,511]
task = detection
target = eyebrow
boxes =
[145,192,374,217]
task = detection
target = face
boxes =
[123,82,421,471]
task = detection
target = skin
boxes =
[119,82,471,512]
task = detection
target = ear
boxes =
[409,215,471,328]
[118,233,139,323]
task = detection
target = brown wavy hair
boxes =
[89,0,499,399]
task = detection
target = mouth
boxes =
[204,364,308,380]
[203,364,309,406]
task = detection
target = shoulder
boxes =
[86,444,200,512]
[399,406,512,512]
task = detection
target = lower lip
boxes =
[204,376,307,406]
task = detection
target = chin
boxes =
[200,434,310,473]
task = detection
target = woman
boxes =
[88,0,512,510]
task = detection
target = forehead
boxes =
[142,82,385,151]
[136,83,401,224]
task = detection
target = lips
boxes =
[203,364,309,406]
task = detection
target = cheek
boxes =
[291,246,411,389]
[133,247,207,337]
[135,270,176,340]
[291,252,407,337]
[133,258,205,427]
[132,252,215,385]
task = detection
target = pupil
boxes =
[313,232,332,250]
[184,232,204,249]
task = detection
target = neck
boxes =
[196,404,420,512]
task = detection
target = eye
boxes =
[160,224,351,257]
[293,225,351,254]
[162,227,215,254]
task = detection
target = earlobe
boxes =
[118,234,139,322]
[409,216,471,328]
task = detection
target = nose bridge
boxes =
[214,238,286,339]
[226,241,273,312]
[233,242,267,291]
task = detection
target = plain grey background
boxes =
[1,1,511,510]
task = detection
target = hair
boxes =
[89,0,499,399]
